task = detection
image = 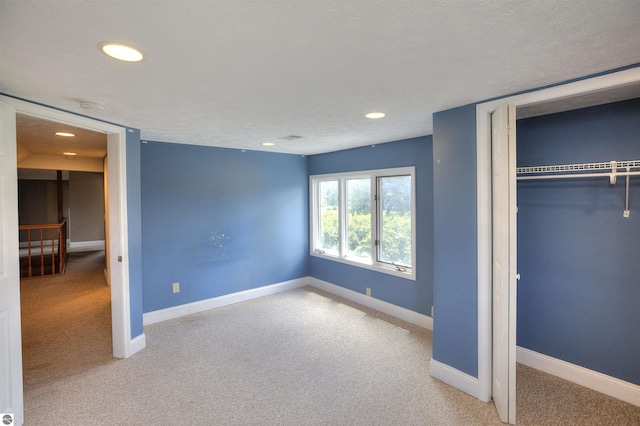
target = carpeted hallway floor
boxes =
[20,251,640,425]
[21,251,114,391]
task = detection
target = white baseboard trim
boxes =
[517,346,640,407]
[129,333,146,357]
[143,278,308,326]
[307,277,433,330]
[68,240,105,252]
[429,358,479,399]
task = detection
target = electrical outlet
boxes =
[431,305,434,317]
[366,287,371,297]
[172,282,180,293]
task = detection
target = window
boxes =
[310,167,416,280]
[318,180,339,255]
[378,175,412,268]
[346,178,371,261]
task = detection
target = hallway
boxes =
[20,250,114,392]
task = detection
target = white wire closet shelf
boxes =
[516,159,640,217]
[517,159,640,180]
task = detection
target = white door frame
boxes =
[475,67,640,403]
[0,95,136,359]
[0,100,23,426]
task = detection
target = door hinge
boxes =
[117,256,122,262]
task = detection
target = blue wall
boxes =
[307,137,434,315]
[431,104,478,378]
[125,128,144,338]
[516,98,640,385]
[141,142,309,313]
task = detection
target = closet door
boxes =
[491,103,517,424]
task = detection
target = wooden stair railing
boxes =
[19,220,68,278]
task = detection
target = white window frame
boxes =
[310,166,416,280]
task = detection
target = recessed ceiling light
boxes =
[365,112,386,119]
[262,142,275,147]
[63,152,77,156]
[98,42,144,62]
[55,132,75,137]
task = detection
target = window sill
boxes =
[310,251,416,281]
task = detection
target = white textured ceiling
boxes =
[1,1,639,155]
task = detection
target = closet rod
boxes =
[516,160,638,217]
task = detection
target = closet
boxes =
[514,97,640,388]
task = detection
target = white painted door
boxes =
[492,103,517,424]
[0,102,24,424]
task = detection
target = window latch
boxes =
[392,262,407,272]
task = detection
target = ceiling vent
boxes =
[80,101,105,111]
[279,134,303,141]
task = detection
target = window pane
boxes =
[318,180,339,254]
[346,178,371,260]
[379,175,412,267]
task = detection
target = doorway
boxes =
[16,115,113,389]
[476,67,640,421]
[0,96,136,353]
[0,95,143,425]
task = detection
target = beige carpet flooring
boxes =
[20,252,640,425]
[21,251,114,391]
